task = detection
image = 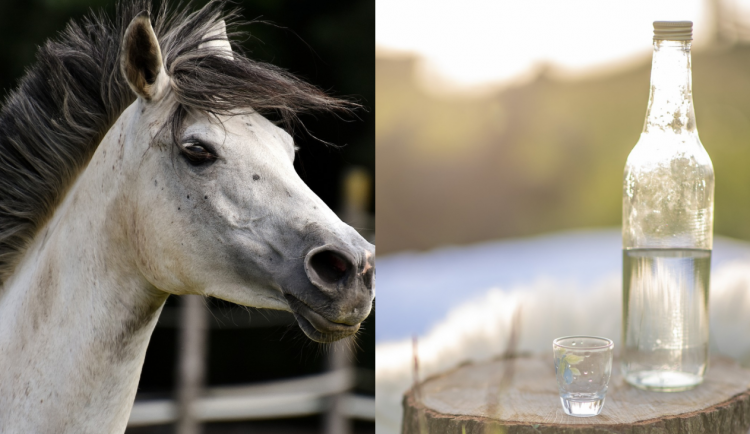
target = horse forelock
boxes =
[0,0,357,284]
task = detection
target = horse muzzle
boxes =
[285,294,360,342]
[285,243,374,343]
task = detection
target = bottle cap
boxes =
[653,21,693,41]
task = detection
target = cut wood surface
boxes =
[402,355,750,433]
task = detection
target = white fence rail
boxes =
[128,369,375,427]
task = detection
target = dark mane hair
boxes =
[0,0,354,283]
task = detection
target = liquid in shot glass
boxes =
[553,336,614,417]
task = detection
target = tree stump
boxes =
[402,355,750,434]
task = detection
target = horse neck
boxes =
[0,102,168,433]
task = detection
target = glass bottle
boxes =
[622,21,714,392]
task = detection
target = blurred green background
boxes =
[377,38,750,255]
[0,0,374,433]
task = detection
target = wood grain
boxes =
[402,355,750,433]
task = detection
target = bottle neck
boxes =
[643,40,696,134]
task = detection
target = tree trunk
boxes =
[402,355,750,434]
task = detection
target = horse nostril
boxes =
[309,250,351,285]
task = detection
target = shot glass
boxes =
[553,336,613,417]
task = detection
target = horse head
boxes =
[120,12,374,343]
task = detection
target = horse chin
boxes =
[285,294,360,343]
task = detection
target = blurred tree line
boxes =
[377,44,750,255]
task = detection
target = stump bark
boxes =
[402,355,750,434]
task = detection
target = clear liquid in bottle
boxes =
[622,248,709,391]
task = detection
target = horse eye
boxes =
[181,142,217,166]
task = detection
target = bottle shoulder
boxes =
[624,131,713,175]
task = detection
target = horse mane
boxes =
[0,0,354,284]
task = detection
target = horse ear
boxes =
[199,20,233,60]
[121,11,168,101]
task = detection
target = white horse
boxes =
[0,2,374,432]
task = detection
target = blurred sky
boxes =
[376,0,750,91]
